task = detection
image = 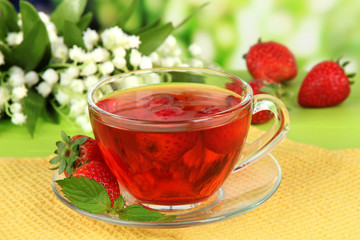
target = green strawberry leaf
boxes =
[0,0,19,41]
[138,22,174,55]
[63,20,86,49]
[119,205,171,222]
[51,0,87,34]
[21,88,45,137]
[56,176,112,213]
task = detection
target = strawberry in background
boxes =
[244,40,298,83]
[298,60,354,108]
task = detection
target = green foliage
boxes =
[0,0,19,41]
[63,21,86,49]
[50,0,87,34]
[21,89,45,137]
[56,176,176,222]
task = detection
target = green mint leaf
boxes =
[77,12,93,31]
[0,0,20,41]
[112,196,125,210]
[118,205,170,222]
[138,22,174,55]
[12,19,51,71]
[51,0,87,34]
[63,20,86,49]
[56,176,112,213]
[21,89,45,137]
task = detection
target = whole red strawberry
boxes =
[245,41,297,83]
[73,161,121,205]
[71,135,103,168]
[298,61,352,107]
[50,131,103,176]
[249,78,278,124]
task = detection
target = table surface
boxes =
[0,71,359,158]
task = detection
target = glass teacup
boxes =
[87,68,289,211]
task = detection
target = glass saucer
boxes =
[52,153,281,228]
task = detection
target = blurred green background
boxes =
[25,0,360,73]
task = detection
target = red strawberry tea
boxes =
[90,84,251,206]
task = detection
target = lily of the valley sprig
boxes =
[0,0,205,136]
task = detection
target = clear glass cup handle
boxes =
[234,94,290,171]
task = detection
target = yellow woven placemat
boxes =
[1,128,360,240]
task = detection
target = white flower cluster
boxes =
[0,11,205,132]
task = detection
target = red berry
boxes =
[195,105,228,117]
[71,135,103,168]
[142,93,177,108]
[50,132,103,177]
[245,41,297,82]
[298,61,351,107]
[73,161,121,205]
[137,132,199,163]
[249,78,278,124]
[203,119,247,154]
[150,105,185,120]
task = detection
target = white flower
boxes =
[70,99,86,116]
[11,112,27,125]
[17,14,22,28]
[55,90,70,105]
[9,66,24,75]
[81,62,97,76]
[42,68,59,85]
[122,76,140,89]
[10,103,22,113]
[65,67,80,78]
[160,57,178,67]
[149,52,160,65]
[84,75,99,90]
[99,61,114,75]
[101,26,125,50]
[190,59,204,68]
[70,79,85,93]
[83,28,99,51]
[45,22,58,43]
[125,35,141,49]
[139,56,152,69]
[12,85,28,100]
[24,71,39,87]
[91,47,110,63]
[112,57,126,70]
[38,11,50,24]
[189,43,202,58]
[60,72,74,86]
[36,82,52,97]
[76,115,92,132]
[9,69,25,86]
[52,37,68,61]
[144,73,161,84]
[164,35,177,50]
[69,45,86,63]
[0,51,4,66]
[113,47,126,58]
[130,49,142,68]
[6,32,23,46]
